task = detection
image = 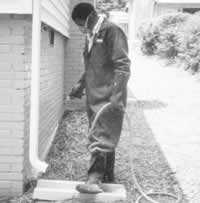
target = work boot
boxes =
[76,173,103,194]
[103,172,115,183]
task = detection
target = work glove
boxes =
[69,83,85,99]
[69,73,86,99]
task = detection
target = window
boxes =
[183,8,200,14]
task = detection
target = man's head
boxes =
[72,3,96,33]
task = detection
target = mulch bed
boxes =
[11,108,188,202]
[42,108,187,203]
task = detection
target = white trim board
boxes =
[0,0,31,14]
[155,0,200,3]
[0,0,70,37]
[155,0,200,7]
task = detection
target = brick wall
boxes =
[0,0,94,196]
[64,0,94,110]
[0,14,67,196]
[39,27,66,159]
[23,22,66,180]
[0,14,29,196]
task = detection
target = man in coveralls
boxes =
[70,3,131,194]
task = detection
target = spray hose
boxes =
[88,102,183,203]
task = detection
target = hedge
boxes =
[138,12,200,74]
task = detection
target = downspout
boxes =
[93,0,96,8]
[128,0,135,55]
[153,0,158,17]
[29,0,48,175]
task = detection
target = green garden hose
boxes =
[88,102,183,203]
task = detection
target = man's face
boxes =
[75,18,89,34]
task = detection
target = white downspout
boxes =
[93,0,96,8]
[128,0,135,56]
[29,0,48,175]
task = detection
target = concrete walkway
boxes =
[128,52,200,203]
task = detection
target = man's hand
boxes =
[69,83,85,99]
[110,95,124,112]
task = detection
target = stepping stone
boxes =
[33,179,127,203]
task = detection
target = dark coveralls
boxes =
[79,19,131,180]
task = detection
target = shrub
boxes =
[178,32,200,73]
[139,12,200,74]
[139,22,160,55]
[155,27,182,59]
[139,13,189,58]
[178,15,200,73]
[155,12,190,29]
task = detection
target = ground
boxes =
[41,105,186,202]
[13,50,200,202]
[41,50,200,203]
[129,50,200,203]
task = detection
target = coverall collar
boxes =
[86,14,106,52]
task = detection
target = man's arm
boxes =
[69,72,86,99]
[78,72,86,88]
[106,25,131,107]
[69,36,87,99]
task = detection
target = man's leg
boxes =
[103,151,115,183]
[76,106,124,193]
[76,152,106,194]
[76,107,105,193]
[87,106,123,183]
[87,152,106,183]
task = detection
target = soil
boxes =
[41,108,187,203]
[11,107,188,202]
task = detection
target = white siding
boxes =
[156,0,200,4]
[41,0,70,37]
[0,0,70,37]
[155,0,200,9]
[154,0,200,16]
[154,4,179,16]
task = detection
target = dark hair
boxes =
[72,3,95,22]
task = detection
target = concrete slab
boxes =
[33,179,127,202]
[128,52,200,202]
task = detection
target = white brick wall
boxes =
[23,22,66,181]
[0,0,93,196]
[0,14,67,196]
[39,27,65,158]
[0,14,30,196]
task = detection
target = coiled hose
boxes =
[88,102,183,203]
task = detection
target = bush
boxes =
[138,12,189,58]
[139,12,200,74]
[178,15,200,73]
[178,33,200,73]
[155,27,181,58]
[139,22,160,55]
[155,12,189,29]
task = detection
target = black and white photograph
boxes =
[0,0,200,202]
